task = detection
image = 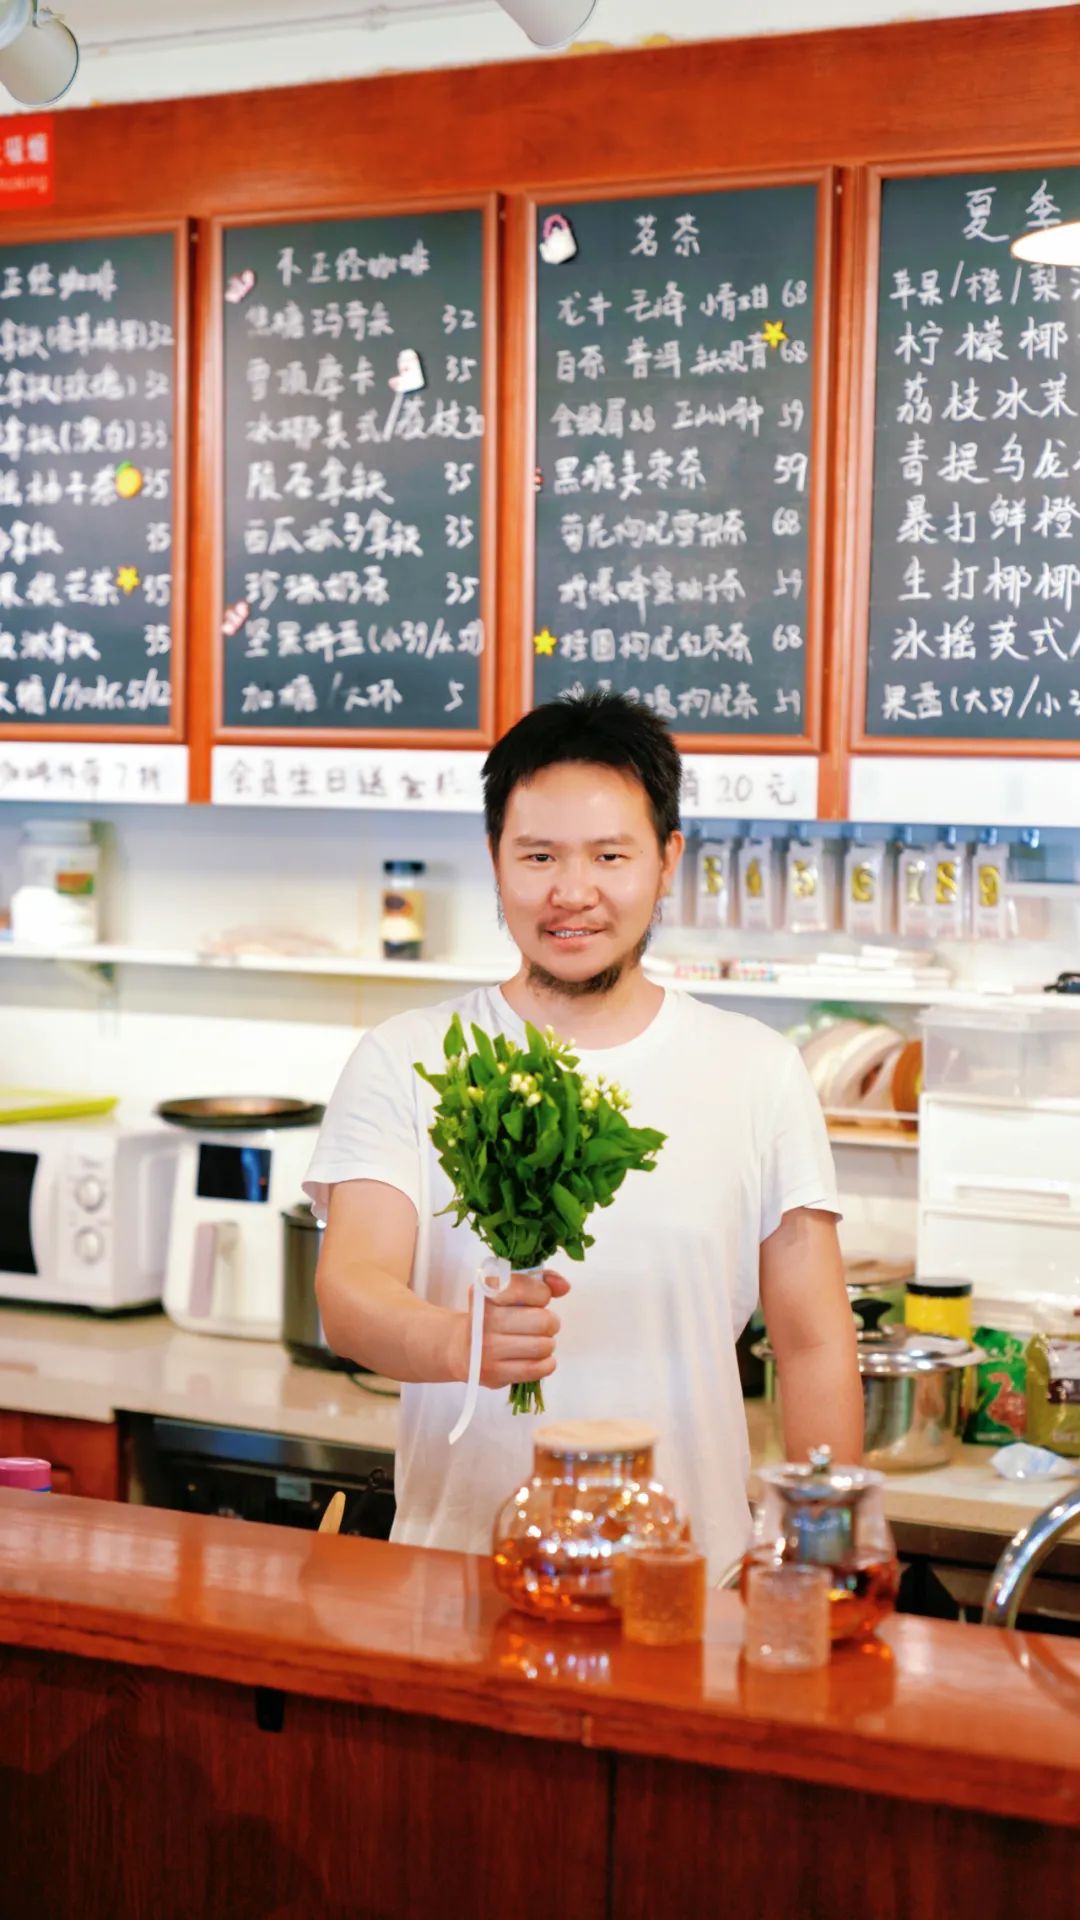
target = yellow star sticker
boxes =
[762,319,787,349]
[533,627,557,656]
[116,566,141,594]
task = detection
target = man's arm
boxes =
[315,1178,568,1387]
[758,1205,863,1465]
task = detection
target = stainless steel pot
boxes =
[753,1329,984,1472]
[281,1203,353,1371]
[859,1330,985,1472]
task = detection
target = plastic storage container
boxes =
[11,820,100,948]
[919,1004,1080,1105]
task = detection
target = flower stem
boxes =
[509,1380,545,1416]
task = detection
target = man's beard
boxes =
[523,914,658,1001]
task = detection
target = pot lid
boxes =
[759,1444,883,1504]
[156,1095,324,1132]
[857,1328,985,1377]
[282,1201,320,1229]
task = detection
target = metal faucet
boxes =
[982,1484,1080,1628]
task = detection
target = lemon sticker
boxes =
[115,462,144,501]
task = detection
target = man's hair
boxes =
[483,691,682,850]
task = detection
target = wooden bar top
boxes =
[2,1489,1080,1829]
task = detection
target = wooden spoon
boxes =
[318,1491,346,1536]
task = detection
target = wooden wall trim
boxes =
[0,9,1078,221]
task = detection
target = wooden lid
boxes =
[535,1419,658,1456]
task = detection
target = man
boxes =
[307,692,862,1576]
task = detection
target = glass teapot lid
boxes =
[759,1443,884,1509]
[754,1446,894,1571]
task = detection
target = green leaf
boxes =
[502,1105,525,1142]
[470,1024,498,1072]
[443,1013,467,1060]
[581,1135,633,1168]
[551,1181,586,1234]
[526,1128,563,1171]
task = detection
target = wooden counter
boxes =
[1,1490,1079,1918]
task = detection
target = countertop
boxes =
[0,1304,399,1453]
[0,1305,1077,1541]
[1,1488,1080,1829]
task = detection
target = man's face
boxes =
[492,762,683,996]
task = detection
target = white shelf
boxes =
[0,938,1065,1012]
[658,972,1053,1009]
[0,942,507,983]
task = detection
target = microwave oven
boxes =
[0,1122,182,1310]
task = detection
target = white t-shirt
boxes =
[304,984,839,1578]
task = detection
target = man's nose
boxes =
[550,859,598,906]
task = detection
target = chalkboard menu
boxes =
[531,183,822,737]
[865,166,1080,743]
[220,206,490,737]
[0,228,181,732]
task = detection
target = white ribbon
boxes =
[448,1254,515,1446]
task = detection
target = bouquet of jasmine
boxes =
[415,1014,665,1417]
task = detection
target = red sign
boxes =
[0,114,53,208]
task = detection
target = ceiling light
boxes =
[1011,223,1080,268]
[0,0,78,107]
[494,1,598,50]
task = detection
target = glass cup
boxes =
[621,1542,706,1647]
[743,1560,830,1672]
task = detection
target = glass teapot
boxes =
[492,1419,684,1624]
[744,1445,900,1642]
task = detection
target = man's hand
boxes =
[450,1268,571,1390]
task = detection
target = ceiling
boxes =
[71,0,484,44]
[41,0,1078,110]
[58,0,1080,52]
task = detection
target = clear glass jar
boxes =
[743,1445,900,1643]
[380,859,425,960]
[492,1419,684,1624]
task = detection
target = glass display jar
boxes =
[742,1445,900,1643]
[380,859,425,960]
[492,1419,684,1624]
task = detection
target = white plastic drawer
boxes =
[920,1096,1080,1208]
[919,1206,1080,1302]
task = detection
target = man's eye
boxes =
[526,853,553,864]
[598,852,626,863]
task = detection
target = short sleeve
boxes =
[759,1045,841,1243]
[303,1027,422,1226]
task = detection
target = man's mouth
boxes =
[544,926,601,940]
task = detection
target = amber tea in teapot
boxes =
[492,1419,684,1624]
[743,1445,900,1643]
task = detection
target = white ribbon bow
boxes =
[448,1254,513,1446]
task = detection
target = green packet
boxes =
[964,1326,1028,1446]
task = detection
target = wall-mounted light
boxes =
[0,0,79,107]
[494,1,598,50]
[1011,222,1080,268]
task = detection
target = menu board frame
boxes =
[851,156,1080,760]
[513,168,835,753]
[205,194,499,749]
[0,215,189,744]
